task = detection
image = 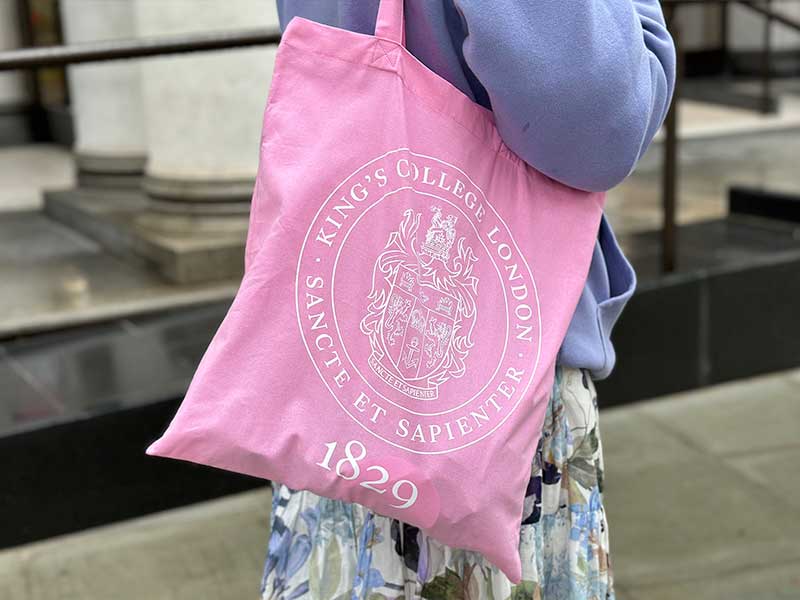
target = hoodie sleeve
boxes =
[453,0,676,192]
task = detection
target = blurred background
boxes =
[1,0,799,598]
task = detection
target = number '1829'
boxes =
[315,440,418,509]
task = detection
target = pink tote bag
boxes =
[148,0,603,582]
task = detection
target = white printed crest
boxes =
[296,149,541,454]
[360,208,478,400]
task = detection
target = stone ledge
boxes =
[44,188,248,284]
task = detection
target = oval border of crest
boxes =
[295,148,543,455]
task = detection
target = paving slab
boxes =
[610,585,638,600]
[579,370,800,595]
[0,552,28,600]
[602,407,800,587]
[636,372,800,456]
[0,489,271,600]
[600,406,699,474]
[785,367,800,385]
[625,561,800,600]
[726,446,800,512]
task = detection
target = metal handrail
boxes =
[0,28,281,72]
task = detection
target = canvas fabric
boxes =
[147,0,604,582]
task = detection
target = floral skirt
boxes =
[261,367,614,600]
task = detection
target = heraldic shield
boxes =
[146,0,606,583]
[361,208,478,401]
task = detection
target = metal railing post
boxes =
[761,0,774,113]
[662,4,683,274]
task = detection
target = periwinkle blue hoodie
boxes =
[276,0,676,379]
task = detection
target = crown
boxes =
[421,207,457,263]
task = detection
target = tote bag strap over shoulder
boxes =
[375,0,406,45]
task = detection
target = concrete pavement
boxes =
[604,368,800,599]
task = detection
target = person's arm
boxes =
[454,0,676,192]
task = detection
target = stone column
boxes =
[60,0,147,186]
[0,0,31,143]
[134,0,278,214]
[674,4,723,51]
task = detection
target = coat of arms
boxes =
[360,207,479,400]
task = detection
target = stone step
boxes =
[44,188,248,285]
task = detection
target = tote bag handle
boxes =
[375,0,406,46]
